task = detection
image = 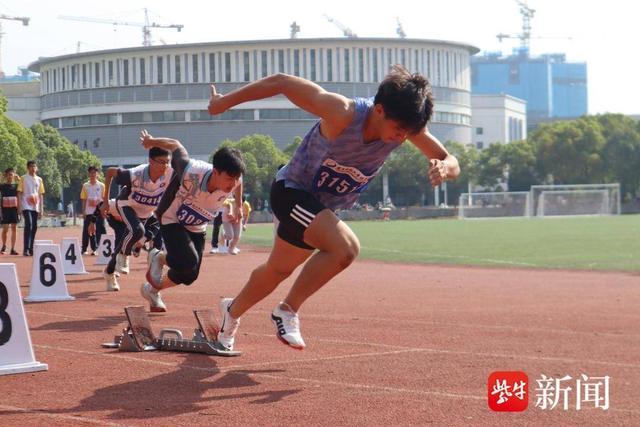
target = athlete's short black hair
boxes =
[27,160,37,168]
[4,167,14,174]
[213,147,245,178]
[87,165,98,173]
[373,65,434,134]
[149,147,170,159]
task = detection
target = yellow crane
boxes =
[59,8,183,47]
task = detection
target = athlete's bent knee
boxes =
[168,268,199,286]
[336,240,360,270]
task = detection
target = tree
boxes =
[33,140,62,208]
[211,134,288,206]
[283,136,302,158]
[596,114,640,201]
[531,118,607,184]
[500,139,539,191]
[30,123,101,208]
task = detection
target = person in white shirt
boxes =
[141,130,244,313]
[17,160,45,257]
[80,166,105,255]
[100,145,173,292]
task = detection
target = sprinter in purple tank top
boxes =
[208,65,460,351]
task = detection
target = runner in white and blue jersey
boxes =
[139,129,245,313]
[100,143,173,292]
[210,65,461,351]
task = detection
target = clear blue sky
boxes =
[3,0,638,114]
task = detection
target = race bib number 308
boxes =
[312,159,374,196]
[176,204,210,226]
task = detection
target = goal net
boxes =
[458,191,531,219]
[530,184,620,217]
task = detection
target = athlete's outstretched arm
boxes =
[139,129,183,152]
[208,74,353,136]
[408,129,460,187]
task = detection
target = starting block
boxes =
[102,306,241,357]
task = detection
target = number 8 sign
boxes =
[0,263,48,375]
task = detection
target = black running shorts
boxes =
[270,180,326,250]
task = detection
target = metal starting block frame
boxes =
[102,306,241,357]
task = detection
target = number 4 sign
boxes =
[24,243,75,302]
[0,263,48,375]
[61,237,88,275]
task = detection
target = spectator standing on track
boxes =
[80,166,106,255]
[0,167,20,255]
[17,160,45,257]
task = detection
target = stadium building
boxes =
[28,38,479,166]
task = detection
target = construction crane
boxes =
[59,8,183,47]
[395,17,406,39]
[323,14,357,38]
[290,21,300,39]
[0,14,30,77]
[496,0,571,53]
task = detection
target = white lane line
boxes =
[0,404,127,426]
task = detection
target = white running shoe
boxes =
[140,282,166,313]
[209,247,219,254]
[145,248,163,288]
[217,297,241,350]
[115,253,130,274]
[271,302,305,350]
[229,247,240,255]
[218,245,229,254]
[147,247,159,268]
[103,270,120,292]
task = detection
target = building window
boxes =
[261,50,268,77]
[310,49,316,81]
[175,55,181,83]
[445,51,450,85]
[476,127,483,135]
[192,54,199,83]
[293,49,300,76]
[108,61,114,86]
[260,109,315,120]
[476,142,484,150]
[62,68,66,90]
[123,59,129,85]
[139,58,146,84]
[157,57,163,84]
[326,49,333,81]
[82,64,87,88]
[53,69,57,91]
[243,51,250,81]
[371,48,378,81]
[224,52,231,82]
[209,53,216,82]
[278,49,285,73]
[358,48,364,82]
[344,49,350,81]
[509,62,519,84]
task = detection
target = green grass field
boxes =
[235,215,639,271]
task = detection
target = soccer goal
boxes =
[458,191,531,219]
[530,184,621,217]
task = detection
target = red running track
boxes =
[0,227,638,425]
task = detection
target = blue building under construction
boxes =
[471,47,588,128]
